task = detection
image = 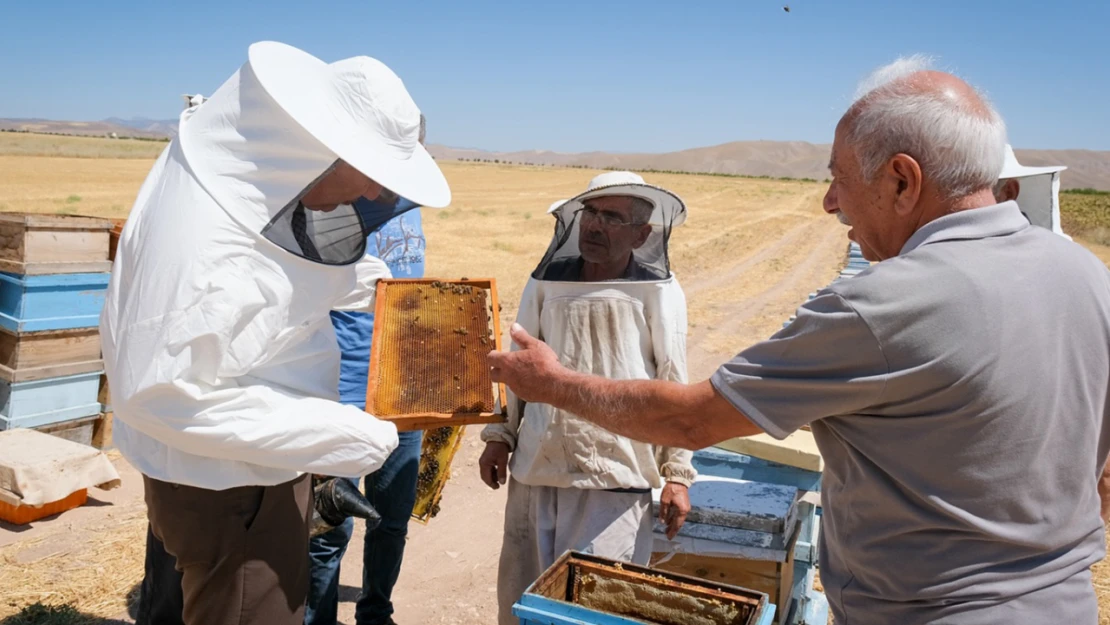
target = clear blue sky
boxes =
[2,0,1107,153]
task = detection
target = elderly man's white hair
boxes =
[846,54,1008,200]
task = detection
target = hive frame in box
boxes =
[366,278,508,432]
[514,550,776,625]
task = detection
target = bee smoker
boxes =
[310,476,382,537]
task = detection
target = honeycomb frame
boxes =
[367,278,508,431]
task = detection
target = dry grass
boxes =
[0,512,146,622]
[0,133,167,160]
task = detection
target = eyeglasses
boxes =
[575,207,645,228]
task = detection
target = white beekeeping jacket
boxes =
[483,172,697,489]
[999,144,1070,240]
[100,43,447,490]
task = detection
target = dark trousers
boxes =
[137,523,184,625]
[306,429,422,625]
[143,474,312,625]
[139,432,421,625]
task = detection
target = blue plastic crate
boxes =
[0,272,110,332]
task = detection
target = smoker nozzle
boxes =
[310,476,382,537]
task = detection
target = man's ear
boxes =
[888,154,923,216]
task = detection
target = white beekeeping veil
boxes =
[996,144,1069,238]
[532,172,686,282]
[180,42,450,266]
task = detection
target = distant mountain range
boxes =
[2,117,1107,190]
[0,117,177,139]
[426,142,1110,191]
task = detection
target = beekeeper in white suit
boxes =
[479,171,696,625]
[100,41,450,625]
[993,143,1070,239]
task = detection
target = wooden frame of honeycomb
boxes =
[366,278,508,431]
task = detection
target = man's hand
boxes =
[488,324,567,404]
[658,482,691,540]
[478,442,511,490]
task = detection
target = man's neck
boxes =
[581,254,633,282]
[911,188,1000,235]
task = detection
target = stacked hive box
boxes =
[783,242,869,329]
[0,214,114,447]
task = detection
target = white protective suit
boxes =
[998,144,1071,240]
[486,172,696,625]
[101,42,449,490]
[482,173,697,490]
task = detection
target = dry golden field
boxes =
[1,132,1109,624]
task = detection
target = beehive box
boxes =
[0,428,120,525]
[0,371,104,430]
[0,213,113,276]
[650,448,826,625]
[0,326,103,383]
[366,278,507,431]
[513,551,776,625]
[0,272,110,333]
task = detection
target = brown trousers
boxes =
[143,474,313,625]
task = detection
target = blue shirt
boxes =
[332,200,426,409]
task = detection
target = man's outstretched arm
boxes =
[488,324,763,450]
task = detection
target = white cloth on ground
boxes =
[0,429,120,507]
[482,277,696,489]
[496,478,654,625]
[100,50,401,491]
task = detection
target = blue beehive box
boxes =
[513,551,776,625]
[650,449,828,625]
[0,371,104,430]
[0,272,110,333]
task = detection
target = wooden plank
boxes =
[715,430,824,473]
[650,552,781,600]
[0,359,104,383]
[655,475,797,534]
[392,411,505,432]
[33,415,98,447]
[0,259,113,275]
[91,412,113,450]
[0,327,101,371]
[776,525,800,625]
[654,519,789,554]
[0,215,111,274]
[0,213,112,230]
[23,229,108,264]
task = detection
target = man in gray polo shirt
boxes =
[487,56,1110,625]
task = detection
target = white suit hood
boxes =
[101,49,404,489]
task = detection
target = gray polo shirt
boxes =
[711,202,1110,625]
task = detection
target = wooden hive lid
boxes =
[0,213,112,230]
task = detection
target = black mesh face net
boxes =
[260,162,421,265]
[531,189,683,283]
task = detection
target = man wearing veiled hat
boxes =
[100,41,451,625]
[478,172,696,625]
